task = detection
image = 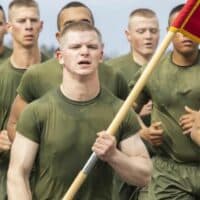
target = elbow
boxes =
[7,166,17,193]
[7,166,26,190]
[137,159,153,187]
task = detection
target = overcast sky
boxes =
[1,0,185,57]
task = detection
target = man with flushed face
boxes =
[7,22,153,200]
[60,31,103,76]
[0,5,12,65]
[7,1,129,142]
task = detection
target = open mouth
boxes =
[24,35,34,40]
[182,40,193,45]
[144,43,153,47]
[78,61,91,65]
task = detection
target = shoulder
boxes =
[26,89,57,112]
[0,58,12,73]
[106,53,132,67]
[101,87,124,107]
[160,51,172,64]
[23,58,59,77]
[40,52,50,62]
[106,53,131,65]
[99,62,124,77]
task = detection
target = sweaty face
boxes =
[8,6,42,48]
[0,10,6,44]
[59,7,93,32]
[126,16,159,59]
[59,30,103,77]
[170,12,199,56]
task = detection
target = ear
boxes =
[125,29,131,43]
[99,44,104,63]
[56,50,64,65]
[39,20,44,32]
[55,31,61,43]
[6,22,12,34]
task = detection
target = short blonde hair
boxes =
[59,21,102,49]
[8,0,40,20]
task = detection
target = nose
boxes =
[25,19,33,30]
[144,30,152,38]
[80,45,89,55]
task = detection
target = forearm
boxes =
[7,169,32,200]
[107,148,152,187]
[7,95,28,142]
[7,116,17,142]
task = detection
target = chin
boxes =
[23,43,35,49]
[77,69,96,76]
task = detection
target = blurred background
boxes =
[1,0,185,58]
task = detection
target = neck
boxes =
[132,51,151,66]
[61,68,100,101]
[172,50,199,67]
[11,44,41,69]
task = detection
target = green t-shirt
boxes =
[17,58,129,102]
[17,87,140,200]
[106,53,141,88]
[0,54,48,130]
[0,54,48,200]
[0,59,26,200]
[106,53,151,127]
[0,59,26,130]
[0,46,12,66]
[132,51,200,163]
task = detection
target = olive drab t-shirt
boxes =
[0,53,48,200]
[0,54,48,130]
[17,87,141,200]
[0,59,26,200]
[0,59,26,130]
[133,51,200,163]
[17,58,129,103]
[106,53,141,88]
[0,46,12,66]
[106,52,152,127]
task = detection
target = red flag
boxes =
[169,0,200,43]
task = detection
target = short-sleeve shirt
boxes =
[17,87,141,200]
[132,51,200,162]
[106,53,141,89]
[17,58,129,102]
[0,46,12,66]
[0,54,48,130]
[0,59,26,130]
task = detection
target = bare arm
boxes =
[7,95,28,142]
[7,132,38,200]
[92,132,152,187]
